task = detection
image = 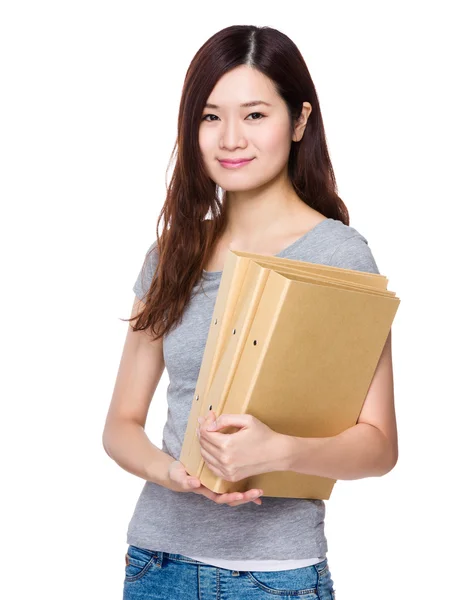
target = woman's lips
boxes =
[218,158,254,169]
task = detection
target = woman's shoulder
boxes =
[323,219,380,274]
[133,240,160,301]
[319,217,368,243]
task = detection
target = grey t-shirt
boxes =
[126,217,380,561]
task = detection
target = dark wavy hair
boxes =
[126,24,349,341]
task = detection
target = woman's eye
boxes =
[201,112,265,122]
[246,112,265,120]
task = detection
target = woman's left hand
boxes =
[196,410,285,482]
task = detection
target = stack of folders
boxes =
[179,249,400,500]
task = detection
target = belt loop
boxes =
[154,551,164,568]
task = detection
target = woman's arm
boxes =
[281,421,395,480]
[102,296,179,491]
[280,330,398,480]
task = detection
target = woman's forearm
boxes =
[102,419,179,491]
[281,422,397,480]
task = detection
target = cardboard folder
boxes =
[179,250,400,499]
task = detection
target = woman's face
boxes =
[199,65,299,192]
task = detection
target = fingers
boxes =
[224,489,263,507]
[228,497,262,507]
[190,482,263,507]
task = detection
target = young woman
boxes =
[103,24,397,600]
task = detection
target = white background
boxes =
[1,1,467,598]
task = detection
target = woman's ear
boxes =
[292,102,312,142]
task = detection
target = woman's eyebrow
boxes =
[204,100,273,109]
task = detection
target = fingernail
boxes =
[197,417,203,425]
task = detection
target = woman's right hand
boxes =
[168,460,263,506]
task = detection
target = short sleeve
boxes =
[133,240,159,301]
[327,234,380,274]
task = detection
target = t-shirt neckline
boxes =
[202,217,333,279]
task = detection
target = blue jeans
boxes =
[123,544,336,599]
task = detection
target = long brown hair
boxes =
[125,24,349,341]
